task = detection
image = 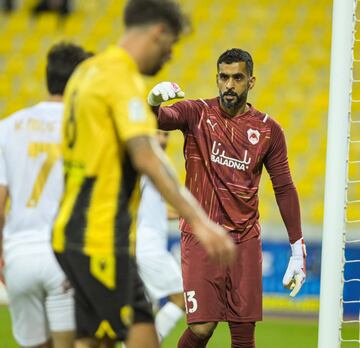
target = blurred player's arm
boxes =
[167,206,179,220]
[264,122,306,297]
[0,185,8,284]
[126,135,235,265]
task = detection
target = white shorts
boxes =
[4,244,75,347]
[137,250,183,303]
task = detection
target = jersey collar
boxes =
[213,98,254,119]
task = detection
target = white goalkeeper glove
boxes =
[147,81,185,106]
[282,238,307,297]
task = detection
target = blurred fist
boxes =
[147,82,185,106]
[192,218,236,266]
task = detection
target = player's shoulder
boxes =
[195,97,218,109]
[95,47,139,78]
[171,97,217,111]
[0,102,62,130]
[99,52,145,96]
[1,105,35,127]
[0,107,30,143]
[66,52,113,86]
[166,98,200,112]
[250,105,282,131]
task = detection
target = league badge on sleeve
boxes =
[247,129,260,145]
[128,97,146,122]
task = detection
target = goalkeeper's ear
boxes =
[248,76,256,90]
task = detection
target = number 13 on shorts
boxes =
[184,290,198,314]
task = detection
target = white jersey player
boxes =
[0,43,90,348]
[136,131,185,341]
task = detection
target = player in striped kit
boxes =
[147,48,307,348]
[52,1,235,347]
[0,43,90,348]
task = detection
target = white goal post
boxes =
[318,1,358,348]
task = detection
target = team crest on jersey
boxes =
[247,129,260,145]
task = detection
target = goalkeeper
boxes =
[147,48,307,348]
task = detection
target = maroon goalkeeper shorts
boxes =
[181,232,262,323]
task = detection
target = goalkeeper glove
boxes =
[147,82,185,106]
[282,238,306,297]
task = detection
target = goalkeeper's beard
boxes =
[220,90,248,111]
[144,61,164,76]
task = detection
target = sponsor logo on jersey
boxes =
[210,141,251,171]
[247,128,260,145]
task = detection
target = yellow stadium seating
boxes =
[1,0,357,228]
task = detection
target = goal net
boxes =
[318,1,360,347]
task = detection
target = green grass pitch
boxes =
[163,317,321,348]
[1,306,358,347]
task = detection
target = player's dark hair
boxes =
[124,0,189,36]
[46,42,91,95]
[217,48,254,76]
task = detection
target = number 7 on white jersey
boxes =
[26,142,61,208]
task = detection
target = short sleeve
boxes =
[111,76,157,142]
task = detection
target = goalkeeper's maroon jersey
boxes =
[157,98,302,243]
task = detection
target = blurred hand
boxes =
[283,238,306,297]
[191,218,235,266]
[147,82,185,106]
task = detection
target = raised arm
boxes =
[126,135,235,265]
[112,78,234,264]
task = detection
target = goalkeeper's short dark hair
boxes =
[124,0,189,37]
[217,48,254,76]
[46,42,92,95]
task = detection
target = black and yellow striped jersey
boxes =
[52,46,157,257]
